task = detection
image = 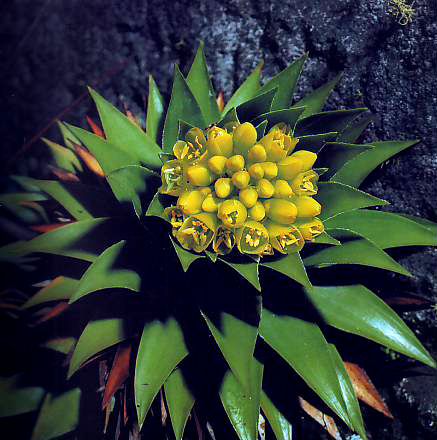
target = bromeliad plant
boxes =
[1,43,436,440]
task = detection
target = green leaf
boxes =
[261,253,311,289]
[42,337,76,355]
[187,42,220,125]
[311,231,341,246]
[253,107,305,133]
[237,87,277,122]
[220,363,263,440]
[145,192,167,220]
[331,140,419,187]
[70,241,140,303]
[135,318,188,429]
[260,392,292,440]
[259,310,351,426]
[68,318,127,378]
[223,62,263,115]
[218,257,261,291]
[146,75,165,144]
[0,192,47,204]
[0,217,128,263]
[0,375,45,417]
[255,120,268,139]
[23,276,79,309]
[164,368,195,440]
[317,142,374,179]
[293,74,342,119]
[31,389,81,440]
[306,285,436,368]
[42,138,82,173]
[202,310,259,392]
[66,124,139,174]
[316,181,388,220]
[399,214,437,235]
[106,165,158,218]
[295,109,367,137]
[295,132,338,153]
[258,54,307,111]
[328,345,366,439]
[57,121,81,149]
[170,237,205,272]
[218,107,240,128]
[25,179,112,221]
[304,229,412,276]
[88,87,162,170]
[338,113,374,143]
[325,210,437,249]
[163,66,206,153]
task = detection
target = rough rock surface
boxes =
[1,0,436,438]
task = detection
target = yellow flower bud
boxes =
[260,129,295,162]
[232,170,250,189]
[273,179,293,198]
[295,217,325,241]
[213,225,236,255]
[239,187,258,208]
[248,144,267,163]
[177,190,205,216]
[248,163,264,180]
[277,156,303,180]
[233,122,258,153]
[290,170,319,196]
[265,221,304,254]
[264,199,297,225]
[185,127,206,147]
[202,193,220,212]
[160,159,185,196]
[206,126,233,157]
[176,212,217,253]
[208,155,227,175]
[256,179,275,198]
[291,196,322,218]
[248,201,266,221]
[199,187,212,197]
[236,220,269,255]
[218,199,247,228]
[215,178,233,198]
[260,162,278,180]
[226,155,245,175]
[186,165,213,187]
[290,150,317,172]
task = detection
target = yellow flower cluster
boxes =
[160,122,324,255]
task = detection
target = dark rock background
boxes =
[0,0,436,438]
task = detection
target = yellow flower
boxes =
[160,159,185,196]
[176,213,217,252]
[233,122,258,154]
[186,164,213,186]
[260,128,296,162]
[213,225,236,255]
[290,150,317,172]
[177,190,205,216]
[277,156,302,180]
[232,170,250,189]
[215,178,233,198]
[256,178,275,198]
[273,180,293,198]
[290,196,322,218]
[260,162,278,180]
[226,155,245,175]
[218,199,247,228]
[296,217,324,240]
[248,144,267,163]
[290,170,319,196]
[206,126,233,157]
[248,201,266,221]
[185,127,206,147]
[248,163,265,180]
[173,134,206,161]
[239,187,258,208]
[264,199,297,225]
[164,206,185,235]
[236,220,269,255]
[208,155,227,175]
[202,193,220,213]
[265,221,304,254]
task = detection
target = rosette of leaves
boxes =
[1,43,436,440]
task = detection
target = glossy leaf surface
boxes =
[260,392,292,440]
[219,258,261,291]
[146,75,165,143]
[170,237,205,272]
[261,253,311,288]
